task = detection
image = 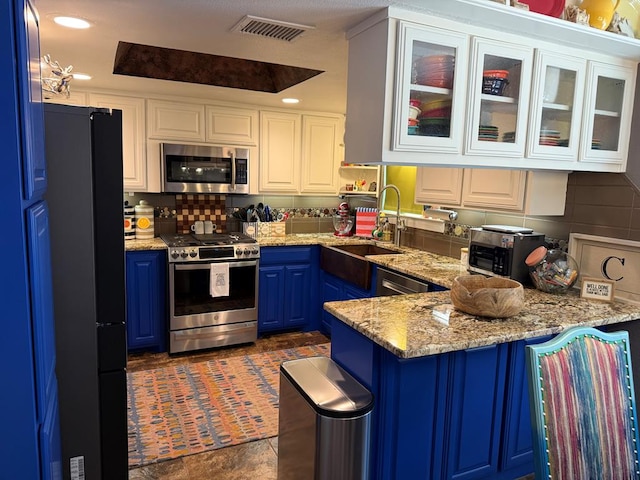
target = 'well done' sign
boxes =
[569,233,640,305]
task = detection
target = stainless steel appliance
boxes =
[376,267,432,295]
[44,104,128,479]
[161,232,259,353]
[468,225,546,284]
[161,143,249,194]
[278,357,373,480]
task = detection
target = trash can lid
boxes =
[280,356,374,418]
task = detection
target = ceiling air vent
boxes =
[231,15,314,42]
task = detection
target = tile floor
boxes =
[127,330,329,479]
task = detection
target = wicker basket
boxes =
[450,275,524,318]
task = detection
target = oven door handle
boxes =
[175,260,257,271]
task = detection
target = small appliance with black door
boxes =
[44,104,128,479]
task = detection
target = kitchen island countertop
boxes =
[324,289,640,359]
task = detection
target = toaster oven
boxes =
[467,225,545,284]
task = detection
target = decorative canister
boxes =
[134,201,154,240]
[124,202,135,241]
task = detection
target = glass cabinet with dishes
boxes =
[527,51,586,162]
[580,61,635,166]
[393,22,468,153]
[465,38,533,157]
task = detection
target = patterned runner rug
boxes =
[127,343,330,468]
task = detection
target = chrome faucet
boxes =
[377,184,406,247]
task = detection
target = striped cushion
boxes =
[539,335,638,479]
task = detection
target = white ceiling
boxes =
[36,0,424,114]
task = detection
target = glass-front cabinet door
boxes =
[466,38,533,157]
[527,51,585,162]
[393,22,468,153]
[580,61,635,166]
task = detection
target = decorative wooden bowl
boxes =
[450,275,524,318]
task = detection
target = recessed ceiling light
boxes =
[282,98,299,104]
[53,16,91,29]
[72,73,92,80]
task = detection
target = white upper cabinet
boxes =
[88,93,150,192]
[580,61,636,166]
[465,38,533,157]
[393,22,468,153]
[527,51,586,162]
[147,99,205,142]
[300,115,343,194]
[415,167,568,216]
[259,111,344,195]
[205,105,258,146]
[345,6,639,173]
[259,111,301,193]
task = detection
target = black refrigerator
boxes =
[44,103,128,480]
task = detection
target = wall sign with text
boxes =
[569,233,640,305]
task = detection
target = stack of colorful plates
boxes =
[539,129,560,146]
[479,125,499,141]
[592,139,602,150]
[414,55,455,89]
[419,117,450,137]
[502,131,516,143]
[420,99,452,118]
[557,139,569,147]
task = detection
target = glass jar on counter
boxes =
[525,246,579,294]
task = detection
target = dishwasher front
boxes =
[375,266,431,296]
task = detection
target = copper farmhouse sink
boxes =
[320,244,402,290]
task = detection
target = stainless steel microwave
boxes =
[161,143,249,194]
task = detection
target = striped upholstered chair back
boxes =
[526,326,640,480]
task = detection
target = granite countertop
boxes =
[124,232,463,286]
[324,289,640,359]
[124,238,168,251]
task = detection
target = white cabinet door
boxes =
[580,60,636,168]
[205,105,258,145]
[259,111,301,193]
[462,169,526,210]
[300,115,342,194]
[527,51,586,162]
[414,167,463,206]
[147,99,205,142]
[88,93,148,191]
[466,38,533,157]
[393,22,469,153]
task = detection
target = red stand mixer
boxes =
[333,201,354,237]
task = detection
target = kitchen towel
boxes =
[355,207,378,238]
[210,263,230,297]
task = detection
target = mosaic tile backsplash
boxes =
[175,194,227,234]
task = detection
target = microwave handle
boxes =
[230,151,236,192]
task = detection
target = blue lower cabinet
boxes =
[331,322,542,480]
[441,344,509,480]
[258,246,319,334]
[500,335,553,476]
[320,271,373,335]
[125,250,167,352]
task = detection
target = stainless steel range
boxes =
[161,232,259,353]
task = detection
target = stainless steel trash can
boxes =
[277,356,374,480]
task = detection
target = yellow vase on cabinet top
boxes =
[580,0,621,29]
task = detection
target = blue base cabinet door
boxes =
[500,335,553,476]
[258,246,318,334]
[320,271,372,335]
[126,250,167,352]
[440,344,509,480]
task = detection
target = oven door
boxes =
[169,260,258,330]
